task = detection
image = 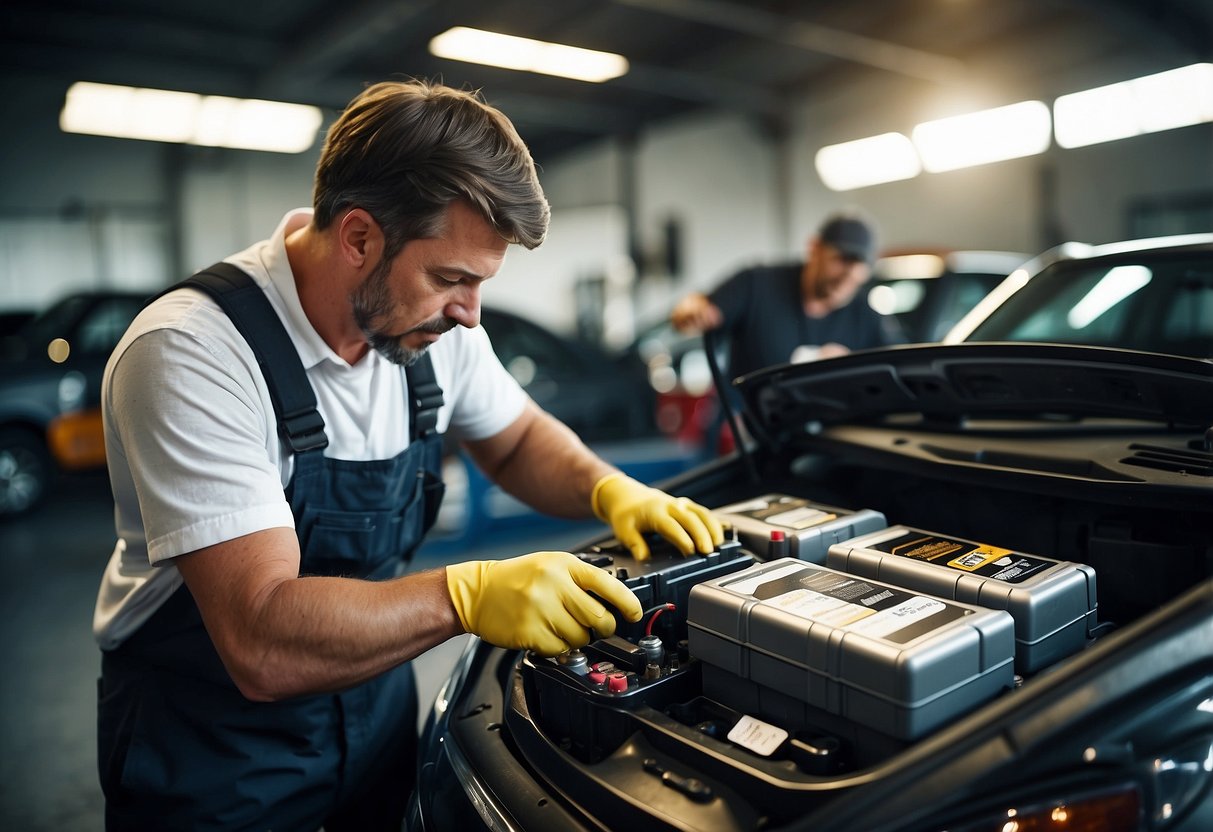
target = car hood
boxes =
[736,342,1213,449]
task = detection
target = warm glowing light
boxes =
[912,101,1052,172]
[868,282,926,316]
[815,132,921,191]
[429,27,629,83]
[1051,806,1069,822]
[48,338,70,363]
[1054,63,1213,148]
[60,82,323,153]
[877,254,945,279]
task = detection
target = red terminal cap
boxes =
[770,530,786,541]
[607,672,629,693]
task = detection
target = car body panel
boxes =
[868,248,1028,343]
[944,234,1213,357]
[413,235,1213,831]
[0,290,148,516]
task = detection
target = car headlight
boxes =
[57,370,86,412]
[947,733,1213,832]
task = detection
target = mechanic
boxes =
[670,209,905,376]
[93,79,723,831]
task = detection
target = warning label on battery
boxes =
[746,565,966,643]
[766,506,838,529]
[865,531,1054,584]
[717,495,843,530]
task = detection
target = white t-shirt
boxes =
[93,209,527,649]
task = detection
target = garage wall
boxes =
[2,67,1209,333]
[536,58,1213,305]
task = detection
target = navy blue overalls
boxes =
[97,263,446,831]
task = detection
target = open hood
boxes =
[737,342,1213,449]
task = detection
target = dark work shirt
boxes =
[709,262,905,380]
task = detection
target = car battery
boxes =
[687,558,1015,741]
[573,532,755,645]
[712,493,888,563]
[827,526,1098,674]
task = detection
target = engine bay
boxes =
[496,466,1208,829]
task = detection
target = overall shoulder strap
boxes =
[170,262,328,453]
[405,353,444,441]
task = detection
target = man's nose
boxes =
[446,283,481,329]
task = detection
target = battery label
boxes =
[717,495,844,529]
[746,565,966,644]
[766,506,838,529]
[724,561,807,596]
[870,531,1053,584]
[727,715,788,756]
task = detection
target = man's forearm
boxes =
[474,406,615,519]
[194,562,463,702]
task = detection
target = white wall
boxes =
[179,148,317,272]
[2,64,1210,330]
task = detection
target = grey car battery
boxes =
[712,493,888,562]
[687,558,1015,741]
[827,526,1098,674]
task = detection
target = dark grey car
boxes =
[0,290,147,517]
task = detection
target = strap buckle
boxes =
[411,378,444,438]
[281,408,329,453]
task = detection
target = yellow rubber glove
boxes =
[446,551,643,656]
[591,472,724,562]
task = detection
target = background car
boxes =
[945,234,1213,358]
[867,248,1029,343]
[424,306,699,551]
[628,249,1028,457]
[0,308,36,338]
[480,306,658,442]
[411,238,1213,832]
[0,290,147,518]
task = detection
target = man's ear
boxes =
[336,209,382,269]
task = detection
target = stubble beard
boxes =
[351,257,455,367]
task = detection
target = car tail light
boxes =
[47,407,106,469]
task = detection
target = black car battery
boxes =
[688,558,1015,741]
[712,493,888,563]
[827,526,1098,674]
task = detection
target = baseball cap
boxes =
[818,212,877,263]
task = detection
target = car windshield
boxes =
[964,251,1213,359]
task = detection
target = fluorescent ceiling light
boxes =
[815,132,921,191]
[1054,63,1213,149]
[912,100,1051,173]
[60,82,324,153]
[429,26,628,83]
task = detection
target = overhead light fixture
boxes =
[429,26,629,83]
[912,100,1052,173]
[1053,63,1213,149]
[814,132,921,191]
[60,82,324,153]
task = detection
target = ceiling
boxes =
[3,0,1211,164]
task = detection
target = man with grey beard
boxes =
[94,79,721,831]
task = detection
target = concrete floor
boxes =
[0,469,600,831]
